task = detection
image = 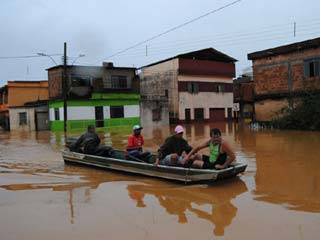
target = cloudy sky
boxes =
[0,0,319,85]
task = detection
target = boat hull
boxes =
[62,150,247,183]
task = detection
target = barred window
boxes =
[19,112,27,125]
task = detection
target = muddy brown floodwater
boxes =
[0,123,319,240]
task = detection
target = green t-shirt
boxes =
[209,142,220,163]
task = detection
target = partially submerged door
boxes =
[209,108,225,122]
[36,112,49,131]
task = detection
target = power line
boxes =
[0,54,61,60]
[95,0,242,63]
[108,21,320,60]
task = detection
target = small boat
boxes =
[62,150,247,183]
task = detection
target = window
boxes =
[152,108,161,121]
[70,75,91,87]
[19,112,27,125]
[165,89,169,98]
[216,84,225,93]
[304,59,320,77]
[194,108,204,120]
[111,75,128,89]
[110,106,124,118]
[0,93,2,104]
[54,108,60,120]
[187,82,199,94]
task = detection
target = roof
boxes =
[8,80,47,83]
[248,37,320,60]
[9,100,49,109]
[139,48,237,69]
[46,65,136,71]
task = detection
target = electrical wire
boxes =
[94,0,242,63]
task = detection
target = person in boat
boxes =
[71,125,114,157]
[181,128,235,169]
[153,125,192,167]
[126,125,151,161]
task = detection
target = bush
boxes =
[271,91,320,130]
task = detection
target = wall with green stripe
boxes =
[50,117,140,131]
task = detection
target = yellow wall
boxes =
[8,81,48,107]
[254,98,288,121]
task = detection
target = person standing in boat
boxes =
[181,128,235,169]
[71,125,113,157]
[154,125,192,167]
[126,125,151,161]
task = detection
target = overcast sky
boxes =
[0,0,319,85]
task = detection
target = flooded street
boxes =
[0,123,319,240]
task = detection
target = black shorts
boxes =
[202,154,227,169]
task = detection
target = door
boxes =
[194,108,204,120]
[227,108,232,121]
[95,106,104,127]
[36,112,49,131]
[209,108,225,122]
[185,109,191,123]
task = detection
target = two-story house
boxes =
[139,48,237,125]
[248,37,320,122]
[47,62,140,131]
[0,81,49,131]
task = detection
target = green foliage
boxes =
[271,91,320,130]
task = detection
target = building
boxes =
[0,85,9,129]
[233,74,254,122]
[248,37,320,121]
[139,48,237,125]
[47,63,140,131]
[0,81,49,131]
[9,100,49,131]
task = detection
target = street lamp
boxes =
[71,54,85,65]
[37,52,58,65]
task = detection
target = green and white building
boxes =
[47,63,140,131]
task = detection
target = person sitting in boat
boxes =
[181,128,235,169]
[71,125,114,157]
[153,125,192,167]
[126,125,151,162]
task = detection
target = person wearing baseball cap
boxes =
[154,125,193,167]
[126,125,151,162]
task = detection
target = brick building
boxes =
[233,74,254,122]
[248,37,320,121]
[139,48,237,125]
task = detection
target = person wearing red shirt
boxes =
[126,125,151,161]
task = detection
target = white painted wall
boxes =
[9,107,35,131]
[179,92,233,120]
[59,108,64,121]
[178,75,232,83]
[67,106,95,120]
[49,105,140,121]
[103,106,110,119]
[49,108,55,121]
[124,105,140,118]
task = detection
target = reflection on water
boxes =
[1,123,320,239]
[127,178,247,236]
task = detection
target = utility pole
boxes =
[294,22,296,37]
[63,42,68,133]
